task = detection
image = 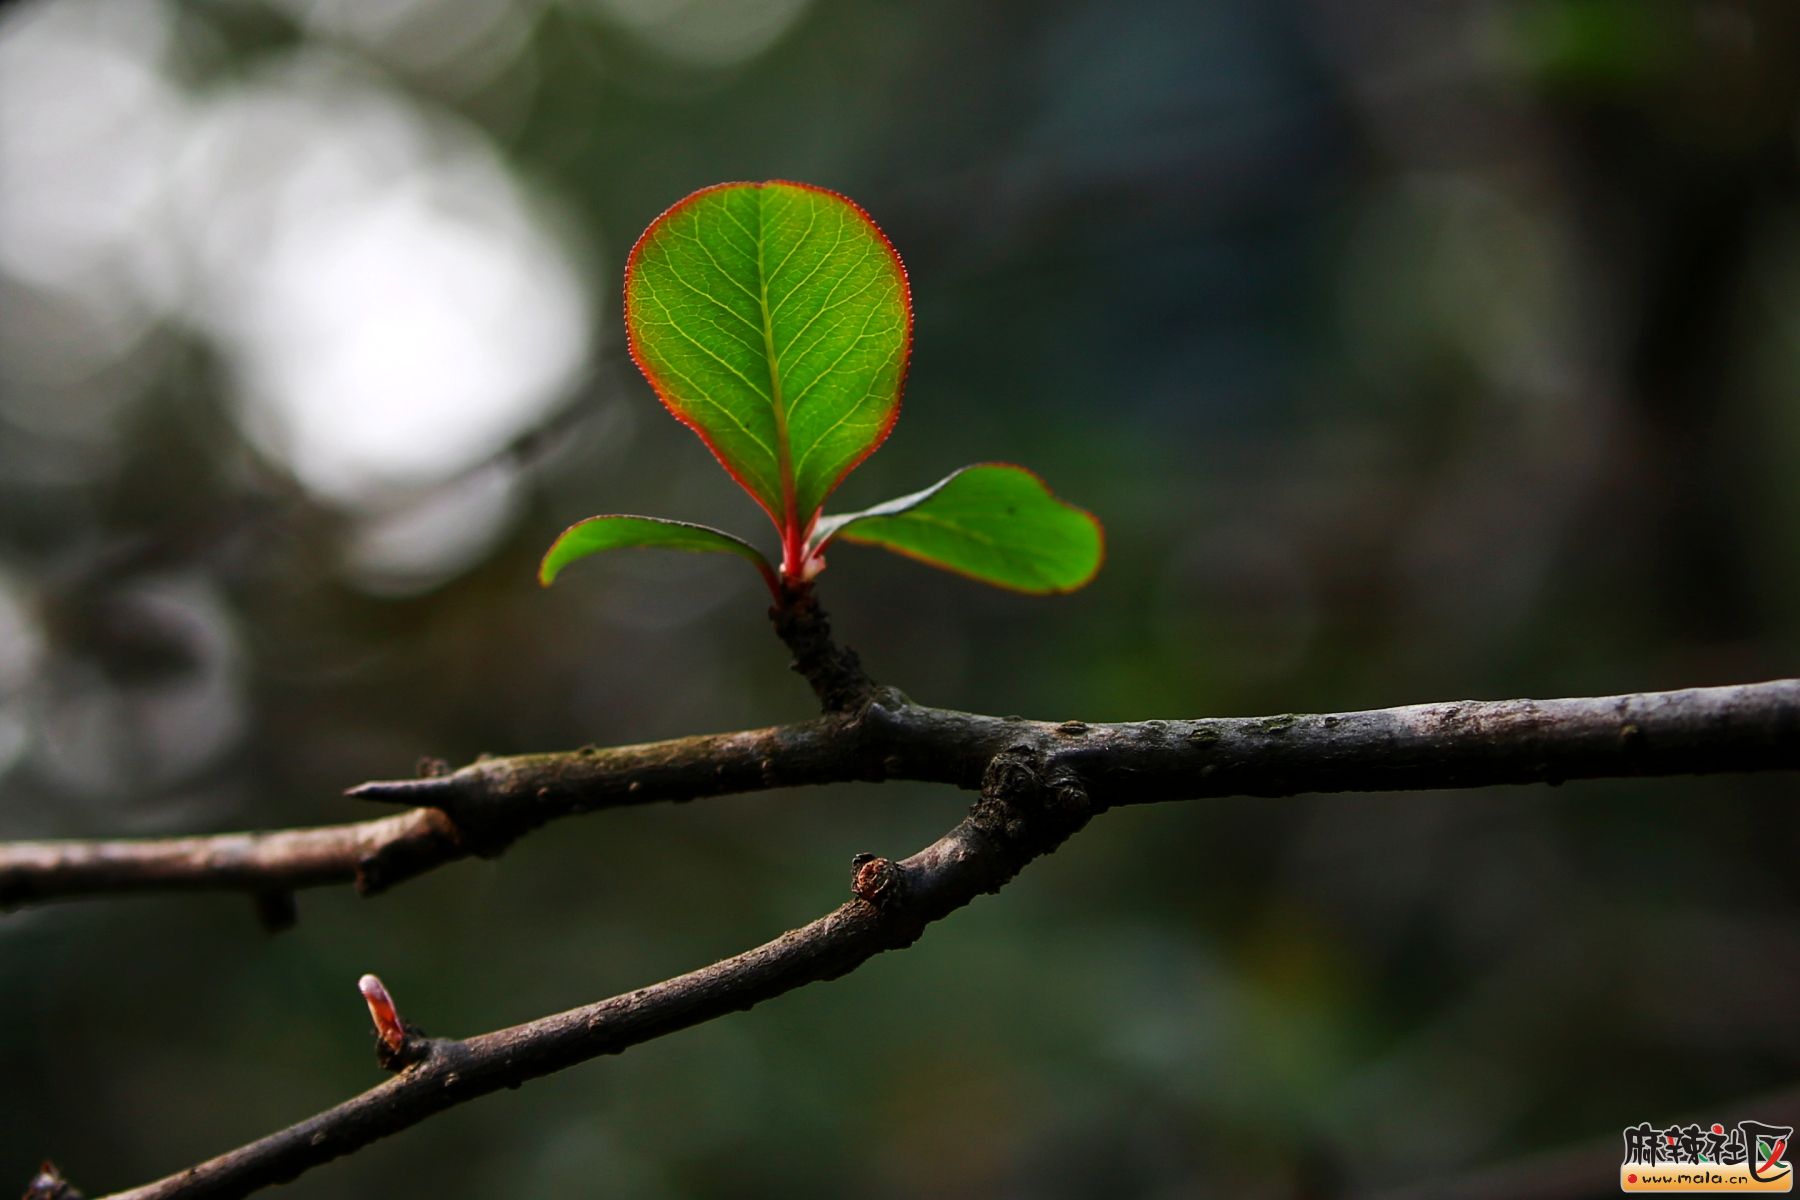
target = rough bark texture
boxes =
[3,681,1795,913]
[767,581,878,712]
[7,591,1797,1199]
[0,810,463,909]
[89,746,1093,1200]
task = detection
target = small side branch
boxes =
[768,583,878,712]
[0,810,462,910]
[15,678,1800,1198]
[92,748,1093,1200]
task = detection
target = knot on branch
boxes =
[1042,765,1092,816]
[769,586,875,713]
[981,745,1044,804]
[375,1027,434,1073]
[850,852,907,911]
[973,747,1094,854]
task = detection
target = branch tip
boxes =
[7,680,1800,1199]
[23,1161,82,1200]
[358,973,428,1071]
[345,777,441,803]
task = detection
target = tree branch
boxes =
[10,676,1793,1197]
[89,746,1093,1200]
[4,680,1796,912]
[0,810,462,912]
[768,581,879,712]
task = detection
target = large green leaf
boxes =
[624,181,912,553]
[813,464,1103,593]
[539,515,776,592]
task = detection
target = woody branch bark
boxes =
[3,678,1797,911]
[62,677,1800,1199]
[89,745,1090,1200]
[10,591,1799,1199]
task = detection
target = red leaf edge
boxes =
[622,180,913,579]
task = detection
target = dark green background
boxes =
[2,0,1796,1196]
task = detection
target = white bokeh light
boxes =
[166,55,594,502]
[0,571,42,781]
[0,0,185,423]
[0,2,596,509]
[344,462,523,592]
[0,0,181,287]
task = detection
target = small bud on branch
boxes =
[23,1160,83,1200]
[358,973,410,1065]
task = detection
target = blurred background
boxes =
[2,0,1797,1195]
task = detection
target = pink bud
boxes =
[359,973,405,1053]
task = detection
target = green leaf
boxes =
[624,181,911,564]
[539,516,776,593]
[813,464,1103,594]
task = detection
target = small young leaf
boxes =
[624,181,911,573]
[539,515,777,593]
[813,464,1103,594]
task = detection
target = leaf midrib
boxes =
[752,189,798,536]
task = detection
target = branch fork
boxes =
[6,590,1797,1199]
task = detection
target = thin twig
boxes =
[768,581,878,711]
[92,746,1092,1200]
[9,586,1798,1198]
[11,676,1790,1198]
[0,809,461,909]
